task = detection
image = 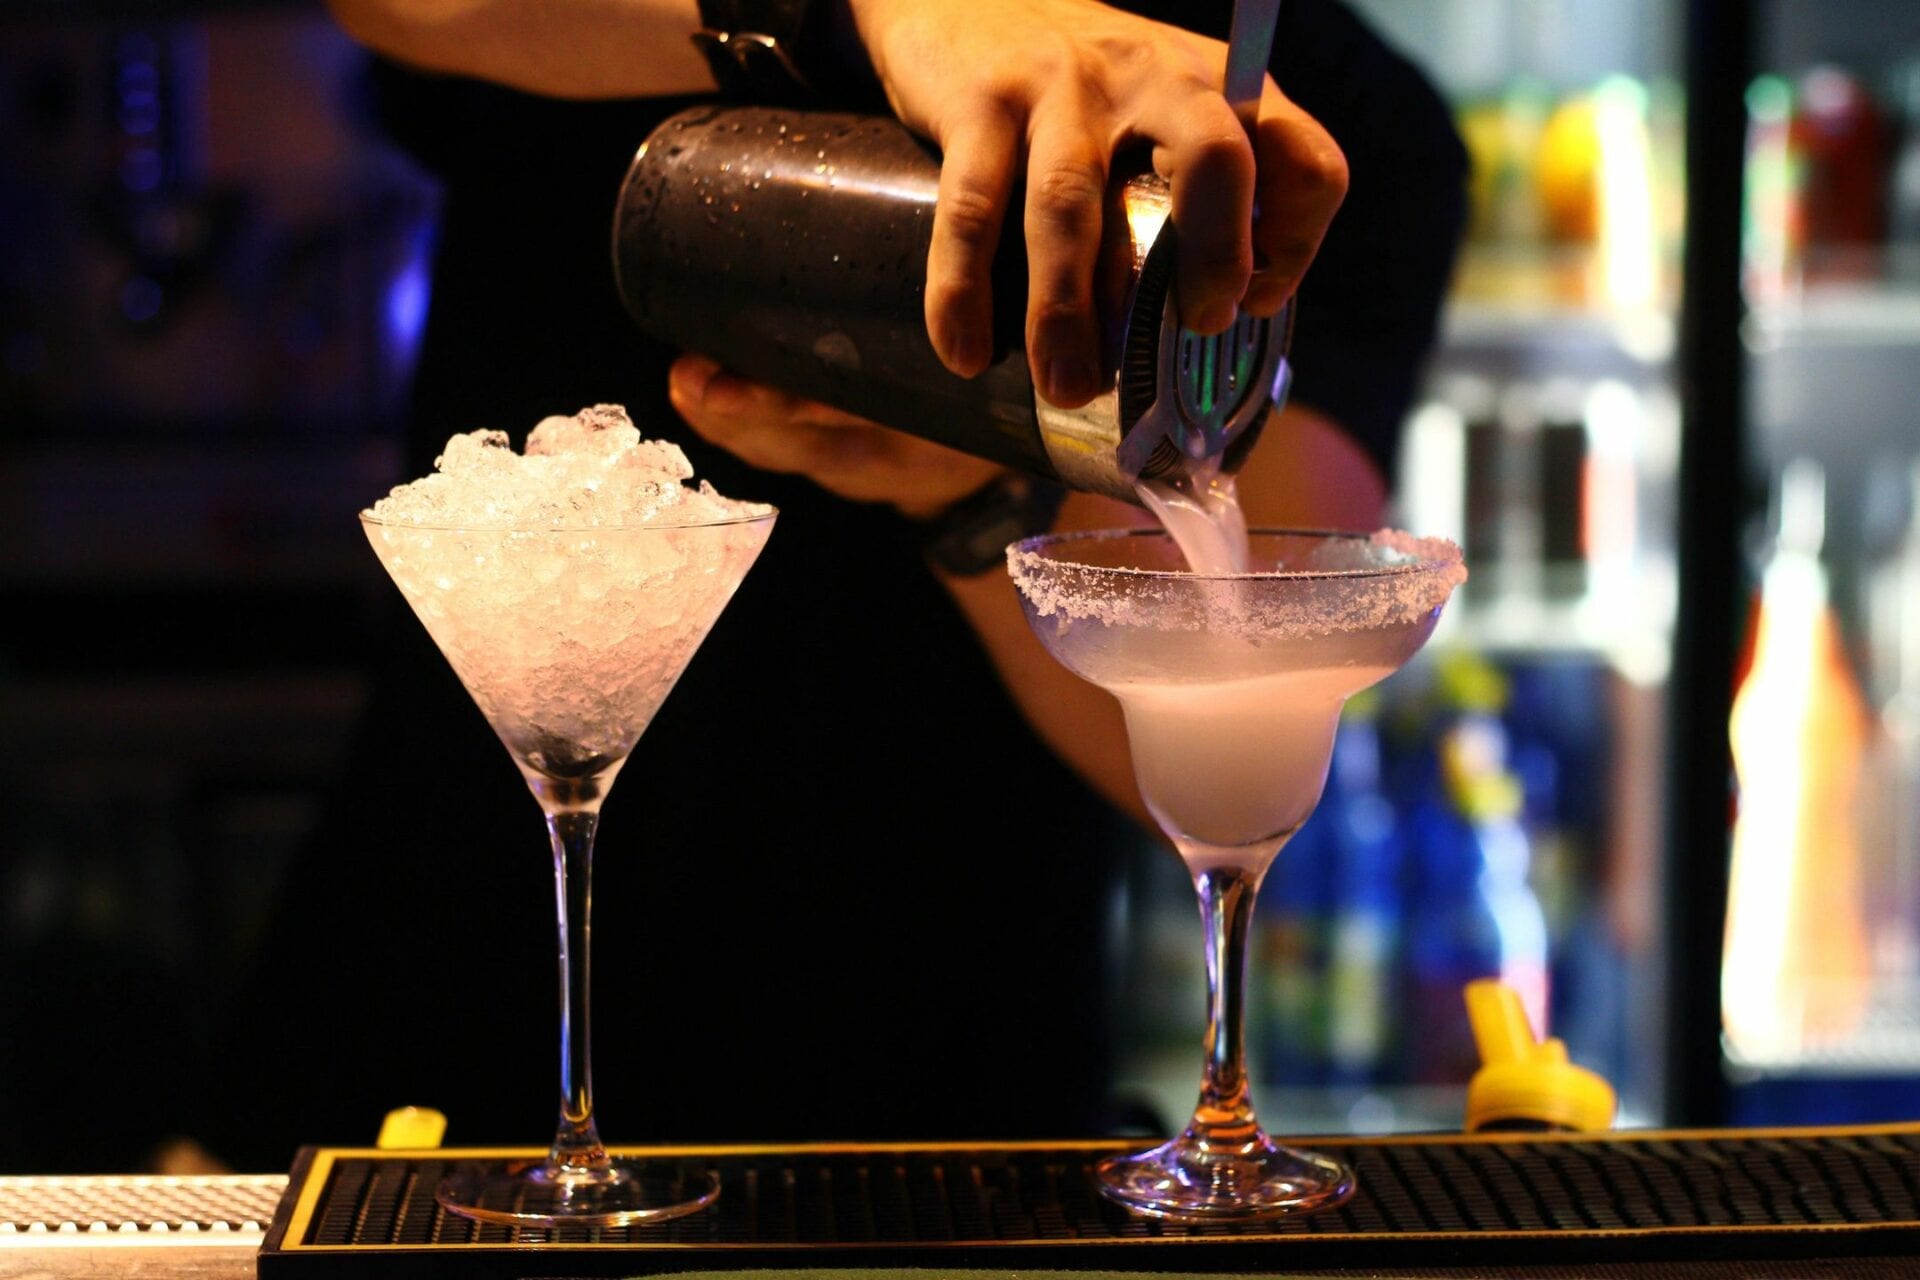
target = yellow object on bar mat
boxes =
[375,1106,446,1150]
[1464,977,1616,1133]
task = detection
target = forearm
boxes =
[940,487,1148,825]
[937,403,1389,831]
[327,0,717,98]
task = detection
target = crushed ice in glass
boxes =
[366,404,763,529]
[360,406,773,776]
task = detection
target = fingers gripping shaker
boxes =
[611,105,1292,502]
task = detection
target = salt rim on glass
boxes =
[1006,527,1466,641]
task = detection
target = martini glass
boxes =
[361,504,775,1227]
[1008,527,1463,1222]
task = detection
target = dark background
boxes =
[1,5,432,1171]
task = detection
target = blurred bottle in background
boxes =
[1797,66,1890,283]
[1401,655,1551,1086]
[1398,370,1675,670]
[1507,657,1635,1102]
[1588,75,1663,314]
[1862,462,1920,1003]
[1892,60,1920,280]
[1537,379,1591,604]
[1746,62,1908,298]
[1744,73,1804,304]
[1259,813,1334,1088]
[1456,79,1552,302]
[1320,692,1407,1089]
[1723,459,1873,1062]
[1452,72,1671,315]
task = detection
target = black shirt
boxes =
[207,0,1463,1171]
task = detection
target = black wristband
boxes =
[919,474,1069,578]
[693,0,873,107]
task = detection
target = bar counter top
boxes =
[5,1156,1920,1280]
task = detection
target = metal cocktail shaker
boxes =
[612,105,1291,502]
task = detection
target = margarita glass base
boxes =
[1096,1130,1355,1223]
[436,1158,720,1228]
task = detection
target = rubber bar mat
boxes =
[258,1124,1920,1276]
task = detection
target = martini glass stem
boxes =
[549,807,610,1174]
[1191,860,1269,1145]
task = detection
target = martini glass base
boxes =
[1096,1131,1355,1223]
[437,1158,719,1228]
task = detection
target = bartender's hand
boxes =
[328,0,1346,411]
[669,354,1004,520]
[847,0,1348,408]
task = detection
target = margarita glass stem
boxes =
[1184,845,1282,1147]
[546,800,611,1176]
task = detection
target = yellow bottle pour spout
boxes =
[1463,979,1617,1133]
[377,1106,448,1150]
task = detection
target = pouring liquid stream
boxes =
[1135,463,1251,576]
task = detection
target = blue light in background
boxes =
[120,275,164,324]
[120,150,163,193]
[114,34,165,193]
[381,221,436,371]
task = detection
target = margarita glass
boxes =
[1008,528,1463,1222]
[361,504,775,1227]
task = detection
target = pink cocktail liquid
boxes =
[1123,466,1420,872]
[1114,663,1396,868]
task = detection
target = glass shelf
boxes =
[1747,280,1920,349]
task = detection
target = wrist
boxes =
[916,473,1068,578]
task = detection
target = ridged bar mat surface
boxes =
[257,1124,1920,1276]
